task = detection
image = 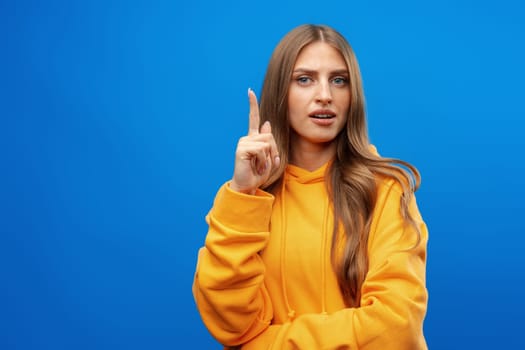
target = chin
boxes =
[309,135,339,144]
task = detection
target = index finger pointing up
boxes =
[248,88,260,136]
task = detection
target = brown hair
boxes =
[259,24,421,307]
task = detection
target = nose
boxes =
[316,80,332,104]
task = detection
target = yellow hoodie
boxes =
[193,161,428,349]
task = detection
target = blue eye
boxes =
[296,76,312,84]
[332,77,348,85]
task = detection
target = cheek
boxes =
[288,87,300,104]
[336,91,351,110]
[287,89,304,114]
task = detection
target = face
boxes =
[287,41,350,157]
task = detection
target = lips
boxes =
[309,109,336,119]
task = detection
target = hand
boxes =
[230,89,280,195]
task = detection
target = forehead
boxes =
[293,41,347,70]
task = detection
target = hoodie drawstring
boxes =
[321,195,329,315]
[279,180,296,320]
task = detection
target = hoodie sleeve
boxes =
[242,179,429,350]
[192,182,275,347]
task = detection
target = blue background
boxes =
[2,0,524,349]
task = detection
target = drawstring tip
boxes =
[287,310,296,320]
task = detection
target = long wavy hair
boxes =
[259,24,421,307]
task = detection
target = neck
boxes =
[289,139,336,171]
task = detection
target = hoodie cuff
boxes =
[210,182,275,233]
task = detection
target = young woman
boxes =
[192,24,428,349]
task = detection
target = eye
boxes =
[331,76,348,86]
[296,76,313,85]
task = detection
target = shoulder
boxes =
[372,173,422,221]
[374,174,404,200]
[369,174,426,246]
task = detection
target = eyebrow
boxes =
[292,68,349,75]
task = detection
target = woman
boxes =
[192,24,428,349]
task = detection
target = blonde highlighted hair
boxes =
[260,24,421,307]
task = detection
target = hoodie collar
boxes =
[285,161,331,184]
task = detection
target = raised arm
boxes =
[192,90,280,346]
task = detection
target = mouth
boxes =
[310,114,335,119]
[309,110,336,119]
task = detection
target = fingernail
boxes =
[274,156,281,168]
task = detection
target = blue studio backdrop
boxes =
[2,0,524,349]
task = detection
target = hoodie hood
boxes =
[285,161,330,184]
